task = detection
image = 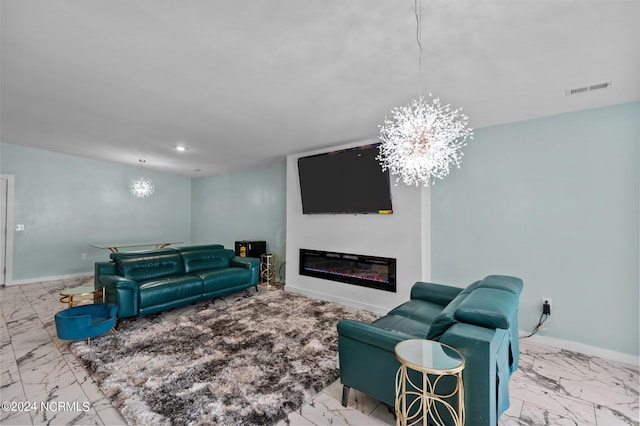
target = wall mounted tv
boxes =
[297,143,393,214]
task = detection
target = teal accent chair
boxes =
[338,275,523,426]
[55,303,118,344]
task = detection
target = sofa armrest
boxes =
[230,256,260,269]
[99,275,139,318]
[230,256,260,285]
[440,323,511,426]
[94,261,116,287]
[410,281,463,306]
[337,319,413,352]
[338,319,413,406]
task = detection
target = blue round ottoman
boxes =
[55,303,118,344]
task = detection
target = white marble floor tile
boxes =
[323,380,381,416]
[299,391,387,425]
[499,396,524,425]
[519,400,596,425]
[368,403,395,425]
[29,382,102,426]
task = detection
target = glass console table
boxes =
[395,339,465,426]
[90,241,183,253]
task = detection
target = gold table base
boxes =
[59,286,104,308]
[395,365,465,426]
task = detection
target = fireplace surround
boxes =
[299,249,396,292]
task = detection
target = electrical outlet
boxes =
[81,253,87,260]
[542,297,552,315]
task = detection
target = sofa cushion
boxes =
[138,275,204,308]
[426,281,481,341]
[116,253,185,281]
[196,268,252,293]
[454,288,518,330]
[388,300,443,324]
[182,249,235,274]
[372,314,432,338]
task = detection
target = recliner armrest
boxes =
[410,281,463,306]
[99,275,139,318]
[230,256,260,269]
[230,256,260,286]
[94,261,117,286]
[99,275,139,290]
[337,319,414,352]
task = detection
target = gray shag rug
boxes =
[71,290,378,425]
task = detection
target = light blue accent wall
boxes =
[191,161,287,262]
[432,102,640,356]
[0,143,191,281]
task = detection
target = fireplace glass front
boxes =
[299,249,396,292]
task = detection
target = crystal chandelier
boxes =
[377,0,473,187]
[378,95,473,186]
[129,176,154,198]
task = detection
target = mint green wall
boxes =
[0,143,191,281]
[432,102,640,356]
[191,161,286,263]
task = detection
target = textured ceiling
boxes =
[2,0,639,177]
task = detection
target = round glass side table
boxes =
[395,339,465,426]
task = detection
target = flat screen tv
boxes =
[297,143,393,214]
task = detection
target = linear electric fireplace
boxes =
[299,249,396,292]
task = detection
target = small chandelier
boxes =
[378,95,473,186]
[129,176,154,198]
[377,0,473,187]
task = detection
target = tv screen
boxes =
[297,143,393,214]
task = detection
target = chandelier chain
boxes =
[415,0,423,98]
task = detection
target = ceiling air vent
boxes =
[566,81,612,96]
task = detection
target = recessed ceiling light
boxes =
[176,146,187,152]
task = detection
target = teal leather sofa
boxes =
[337,275,523,426]
[94,244,260,318]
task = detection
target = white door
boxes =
[1,177,7,285]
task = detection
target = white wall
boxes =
[0,143,191,284]
[285,140,430,314]
[191,161,287,262]
[431,102,639,359]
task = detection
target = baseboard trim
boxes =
[523,333,639,366]
[6,271,93,286]
[285,285,389,316]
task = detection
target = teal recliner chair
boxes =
[337,275,523,426]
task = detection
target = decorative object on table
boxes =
[129,176,154,198]
[71,290,378,426]
[259,253,277,288]
[395,339,465,426]
[55,303,118,345]
[377,0,473,187]
[234,240,266,258]
[59,285,104,307]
